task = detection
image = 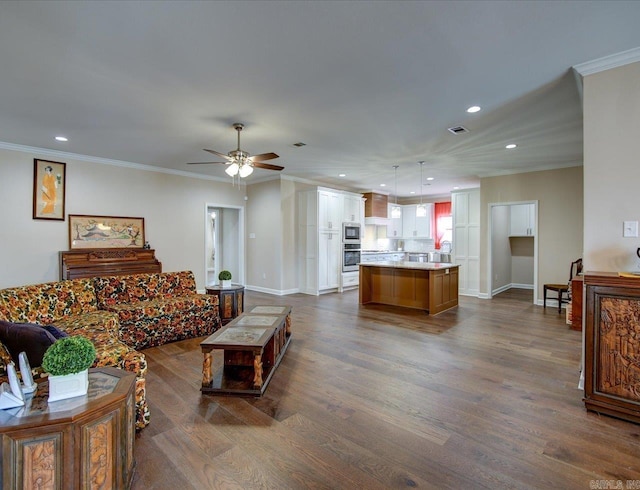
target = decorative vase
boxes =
[221,280,232,288]
[47,369,89,402]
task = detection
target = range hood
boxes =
[365,216,389,226]
[363,192,389,226]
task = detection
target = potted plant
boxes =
[218,270,232,288]
[42,336,96,402]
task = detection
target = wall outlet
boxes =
[623,221,638,238]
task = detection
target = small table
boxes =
[200,305,292,396]
[205,284,245,325]
[0,367,136,489]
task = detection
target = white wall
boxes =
[245,179,283,292]
[0,147,245,290]
[583,61,640,271]
[491,205,511,292]
[480,166,583,299]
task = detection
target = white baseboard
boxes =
[245,285,300,296]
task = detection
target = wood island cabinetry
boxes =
[584,272,640,424]
[360,262,459,314]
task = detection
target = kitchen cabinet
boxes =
[402,204,432,238]
[298,188,343,295]
[343,193,363,223]
[318,230,341,290]
[318,189,342,231]
[387,204,403,238]
[509,203,535,236]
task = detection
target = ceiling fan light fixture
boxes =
[225,162,240,177]
[238,163,254,178]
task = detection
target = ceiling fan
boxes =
[187,123,283,178]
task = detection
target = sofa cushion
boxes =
[0,320,57,366]
[92,275,132,308]
[0,279,98,324]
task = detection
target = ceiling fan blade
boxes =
[252,162,285,171]
[203,148,231,159]
[251,152,279,162]
[186,161,228,165]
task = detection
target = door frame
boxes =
[204,203,245,287]
[487,200,538,305]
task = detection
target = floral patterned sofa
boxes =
[0,278,150,429]
[0,270,221,430]
[92,271,221,350]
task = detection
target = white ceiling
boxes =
[1,1,640,198]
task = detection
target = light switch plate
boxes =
[623,221,638,237]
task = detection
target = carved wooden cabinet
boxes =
[206,284,245,325]
[0,368,136,489]
[584,272,640,424]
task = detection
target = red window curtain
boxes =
[434,201,452,249]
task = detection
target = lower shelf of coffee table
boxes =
[202,335,291,396]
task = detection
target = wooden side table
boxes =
[206,284,245,325]
[0,367,136,489]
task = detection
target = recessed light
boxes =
[505,144,517,149]
[380,184,386,187]
[410,191,415,194]
[453,186,460,190]
[426,177,434,181]
[339,174,346,177]
[466,106,481,113]
[55,136,68,142]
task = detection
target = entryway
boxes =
[204,204,244,286]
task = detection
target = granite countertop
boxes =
[359,261,458,270]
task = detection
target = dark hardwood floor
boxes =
[132,289,640,489]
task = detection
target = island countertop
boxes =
[359,262,459,314]
[359,261,458,270]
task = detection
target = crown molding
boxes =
[0,141,230,184]
[573,46,640,77]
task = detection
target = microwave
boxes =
[342,222,361,243]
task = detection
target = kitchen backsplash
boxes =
[362,226,435,252]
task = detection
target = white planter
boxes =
[221,280,232,288]
[47,369,89,402]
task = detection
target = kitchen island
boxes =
[359,261,459,314]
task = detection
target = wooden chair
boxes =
[543,259,583,313]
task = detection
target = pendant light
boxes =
[416,161,427,217]
[391,165,401,218]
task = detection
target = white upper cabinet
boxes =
[343,193,363,224]
[387,204,403,238]
[402,204,432,238]
[509,203,536,236]
[318,189,342,231]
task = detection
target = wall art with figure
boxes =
[33,159,66,220]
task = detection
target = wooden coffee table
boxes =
[200,305,292,396]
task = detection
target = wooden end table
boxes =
[200,305,292,396]
[0,367,136,489]
[205,284,245,325]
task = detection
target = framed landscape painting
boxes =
[69,215,145,249]
[33,159,66,220]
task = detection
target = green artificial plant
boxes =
[218,270,232,281]
[42,336,96,376]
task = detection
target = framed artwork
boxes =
[68,215,145,249]
[33,159,66,220]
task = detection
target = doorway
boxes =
[488,201,538,304]
[205,204,244,286]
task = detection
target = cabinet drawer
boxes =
[342,274,359,287]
